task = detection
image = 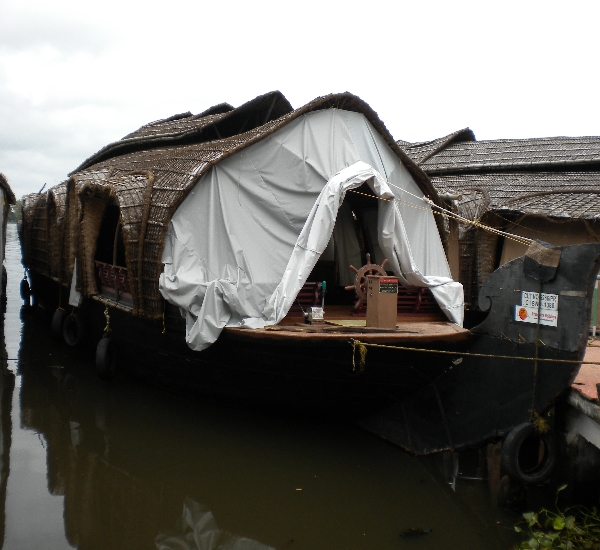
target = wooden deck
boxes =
[224,305,470,345]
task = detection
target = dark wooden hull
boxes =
[360,243,600,453]
[25,242,600,454]
[28,271,470,418]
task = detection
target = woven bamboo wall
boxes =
[21,193,37,268]
[28,194,50,277]
[80,193,110,297]
[475,216,500,299]
[65,178,86,287]
[48,182,68,281]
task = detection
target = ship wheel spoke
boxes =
[346,255,389,310]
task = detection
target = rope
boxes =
[351,340,368,371]
[349,339,600,365]
[103,306,111,333]
[346,188,532,246]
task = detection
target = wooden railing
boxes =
[397,286,440,314]
[95,261,131,295]
[287,282,322,316]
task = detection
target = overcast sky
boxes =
[1,0,599,198]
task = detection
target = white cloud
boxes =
[1,0,600,197]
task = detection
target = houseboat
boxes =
[19,93,600,481]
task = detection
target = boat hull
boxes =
[361,242,600,453]
[25,242,600,454]
[28,272,471,418]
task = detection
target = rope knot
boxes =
[532,412,550,434]
[351,340,368,372]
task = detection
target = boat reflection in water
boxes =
[18,310,280,549]
[156,498,275,550]
[14,306,512,550]
[0,324,14,549]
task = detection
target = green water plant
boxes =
[514,485,600,549]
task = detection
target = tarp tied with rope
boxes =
[159,109,464,351]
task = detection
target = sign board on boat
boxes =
[379,278,399,293]
[366,276,398,329]
[514,291,558,327]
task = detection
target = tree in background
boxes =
[7,200,22,223]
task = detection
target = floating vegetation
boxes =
[514,485,600,549]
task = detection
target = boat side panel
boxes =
[360,243,600,454]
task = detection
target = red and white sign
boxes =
[514,305,558,327]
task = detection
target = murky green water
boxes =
[0,224,518,549]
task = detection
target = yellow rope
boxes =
[103,306,111,333]
[350,339,600,365]
[346,188,532,246]
[352,340,368,371]
[532,412,551,434]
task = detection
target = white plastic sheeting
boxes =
[159,109,464,351]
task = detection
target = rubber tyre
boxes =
[1,266,7,312]
[51,309,66,341]
[96,336,117,381]
[20,278,30,306]
[62,312,86,347]
[1,266,7,298]
[501,422,558,485]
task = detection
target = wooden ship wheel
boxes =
[345,253,389,310]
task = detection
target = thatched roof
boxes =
[432,172,600,220]
[397,128,475,165]
[398,132,600,220]
[71,91,293,174]
[419,136,600,175]
[121,103,234,140]
[0,173,16,205]
[25,91,438,319]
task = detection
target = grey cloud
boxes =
[0,10,110,54]
[0,90,136,197]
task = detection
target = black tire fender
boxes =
[501,422,558,485]
[20,277,30,305]
[96,336,117,381]
[62,312,86,347]
[51,309,66,341]
[2,266,7,298]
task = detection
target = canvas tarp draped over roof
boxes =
[21,92,455,335]
[159,109,463,351]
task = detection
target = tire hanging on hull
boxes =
[63,311,86,347]
[96,335,117,381]
[20,275,30,306]
[501,422,558,485]
[51,309,66,341]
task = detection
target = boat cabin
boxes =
[20,91,463,352]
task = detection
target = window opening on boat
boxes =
[94,201,132,304]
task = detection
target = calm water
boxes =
[0,224,518,549]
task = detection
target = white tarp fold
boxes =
[159,109,463,351]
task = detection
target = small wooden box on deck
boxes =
[366,276,398,329]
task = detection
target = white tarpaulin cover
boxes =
[159,109,464,351]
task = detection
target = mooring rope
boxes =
[349,339,600,366]
[346,187,532,246]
